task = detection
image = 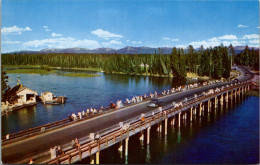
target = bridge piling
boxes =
[190,107,193,121]
[171,117,175,126]
[165,118,168,135]
[208,100,210,112]
[147,127,150,144]
[125,137,129,157]
[178,113,181,127]
[199,103,202,116]
[118,141,123,152]
[220,94,223,105]
[215,97,218,109]
[90,155,95,164]
[96,151,100,164]
[225,92,229,103]
[139,131,144,141]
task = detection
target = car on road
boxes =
[147,99,163,107]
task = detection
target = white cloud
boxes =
[189,38,244,48]
[51,33,62,37]
[91,29,123,39]
[237,24,248,28]
[102,40,122,47]
[126,40,130,43]
[132,41,142,44]
[249,39,259,44]
[242,34,259,39]
[162,37,179,42]
[23,37,100,49]
[2,40,22,44]
[43,26,51,32]
[218,35,238,40]
[1,26,32,34]
[257,26,260,29]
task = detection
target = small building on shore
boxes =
[1,83,37,115]
[40,91,54,102]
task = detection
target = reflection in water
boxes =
[164,134,167,153]
[145,145,151,163]
[17,105,37,127]
[44,104,54,111]
[125,155,128,164]
[177,128,181,143]
[189,122,193,137]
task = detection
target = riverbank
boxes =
[3,65,102,72]
[3,65,101,77]
[3,65,227,80]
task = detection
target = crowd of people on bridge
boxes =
[66,80,226,123]
[45,79,231,163]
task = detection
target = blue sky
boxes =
[1,0,259,53]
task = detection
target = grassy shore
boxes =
[4,65,101,77]
[5,69,56,74]
[186,72,211,79]
[60,73,100,77]
[3,65,102,72]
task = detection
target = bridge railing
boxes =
[2,80,230,143]
[43,81,251,164]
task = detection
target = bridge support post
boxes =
[125,137,129,156]
[220,94,224,105]
[231,90,233,102]
[199,103,202,116]
[171,117,175,126]
[157,122,161,132]
[147,127,151,144]
[208,100,210,112]
[194,107,197,115]
[90,155,95,164]
[225,92,229,103]
[139,131,144,141]
[118,141,123,152]
[190,107,193,121]
[165,118,168,135]
[96,151,100,164]
[215,97,218,108]
[178,113,181,127]
[159,122,162,132]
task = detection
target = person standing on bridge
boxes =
[29,159,33,164]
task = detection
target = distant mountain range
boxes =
[6,46,259,55]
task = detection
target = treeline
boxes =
[2,44,258,79]
[234,45,259,70]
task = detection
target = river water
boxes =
[2,71,259,164]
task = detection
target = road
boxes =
[2,65,253,164]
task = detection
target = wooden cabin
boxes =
[41,91,54,102]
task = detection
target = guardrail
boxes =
[2,81,229,143]
[43,81,251,164]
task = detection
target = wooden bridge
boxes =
[42,81,252,164]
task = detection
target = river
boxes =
[2,71,259,164]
